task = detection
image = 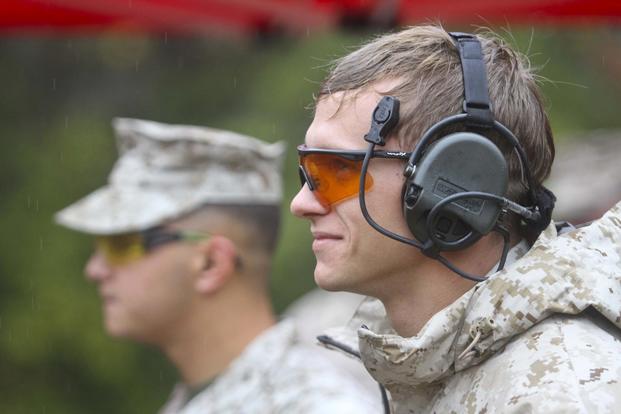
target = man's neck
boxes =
[376,238,504,338]
[377,262,474,337]
[161,290,276,387]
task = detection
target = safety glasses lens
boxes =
[96,233,145,265]
[299,153,373,206]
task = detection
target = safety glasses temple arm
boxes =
[179,231,210,242]
[372,150,412,160]
[141,228,209,250]
[298,147,411,160]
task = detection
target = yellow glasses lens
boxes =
[96,233,145,265]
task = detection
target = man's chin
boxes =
[103,321,128,338]
[103,315,136,339]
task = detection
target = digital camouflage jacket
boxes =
[324,201,621,414]
[159,319,380,414]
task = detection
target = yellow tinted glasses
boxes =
[95,227,208,265]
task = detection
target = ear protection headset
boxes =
[359,32,555,282]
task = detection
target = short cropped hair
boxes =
[220,204,282,254]
[189,203,282,255]
[318,25,554,207]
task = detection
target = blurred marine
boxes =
[56,118,378,414]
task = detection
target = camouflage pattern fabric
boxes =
[56,118,285,235]
[159,319,381,414]
[325,200,621,414]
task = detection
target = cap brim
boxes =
[56,183,283,235]
[55,185,202,235]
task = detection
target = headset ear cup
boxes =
[403,175,481,249]
[402,132,509,251]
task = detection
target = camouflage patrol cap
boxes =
[55,118,286,235]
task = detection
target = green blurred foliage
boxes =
[0,25,620,413]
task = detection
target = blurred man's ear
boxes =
[194,236,238,295]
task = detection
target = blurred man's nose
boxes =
[84,251,113,282]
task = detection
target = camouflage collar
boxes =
[324,201,621,390]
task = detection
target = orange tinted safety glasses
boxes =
[297,145,412,207]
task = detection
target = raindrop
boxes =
[233,77,237,88]
[52,78,57,91]
[40,236,44,251]
[164,32,168,44]
[135,59,140,72]
[64,116,69,129]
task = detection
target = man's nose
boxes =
[290,184,330,218]
[84,251,113,282]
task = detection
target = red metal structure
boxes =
[2,0,620,36]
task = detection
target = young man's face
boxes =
[84,230,199,344]
[290,84,424,296]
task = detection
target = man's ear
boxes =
[194,236,238,295]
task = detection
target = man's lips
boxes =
[311,231,342,249]
[99,291,117,306]
[311,231,342,241]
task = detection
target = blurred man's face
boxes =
[84,228,199,344]
[290,83,424,296]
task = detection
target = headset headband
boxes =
[449,31,547,225]
[450,32,494,128]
